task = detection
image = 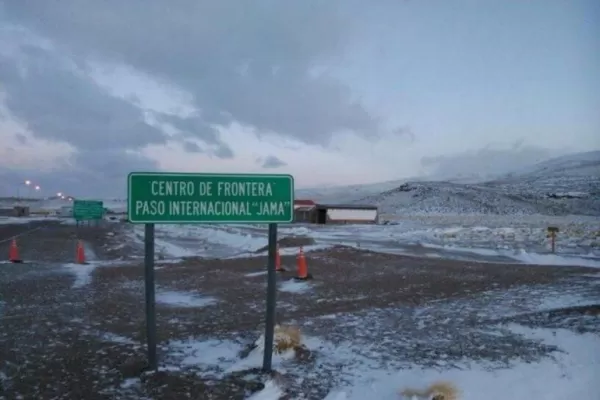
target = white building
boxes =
[315,204,378,224]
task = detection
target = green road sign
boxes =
[127,172,294,224]
[73,199,104,220]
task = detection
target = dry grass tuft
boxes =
[273,324,302,354]
[399,380,459,400]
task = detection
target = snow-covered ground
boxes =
[123,214,600,267]
[167,324,600,399]
[333,327,600,399]
[0,215,62,224]
[2,207,599,399]
[159,280,600,399]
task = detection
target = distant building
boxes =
[294,200,316,223]
[58,206,73,218]
[294,200,317,209]
[314,204,378,224]
[293,199,378,224]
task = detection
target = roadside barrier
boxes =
[275,244,285,272]
[76,240,87,264]
[8,239,22,263]
[294,246,312,280]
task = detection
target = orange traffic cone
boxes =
[9,239,22,263]
[275,244,286,272]
[76,240,86,264]
[294,246,312,280]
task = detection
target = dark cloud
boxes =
[3,0,382,146]
[393,126,415,143]
[213,145,234,159]
[0,45,166,150]
[0,0,398,197]
[158,114,226,147]
[0,29,163,197]
[158,114,234,157]
[259,155,287,169]
[14,133,27,144]
[182,141,202,153]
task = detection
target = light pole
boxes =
[25,180,31,200]
[34,185,40,199]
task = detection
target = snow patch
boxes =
[156,290,217,308]
[120,378,140,389]
[167,330,303,377]
[245,271,268,277]
[246,380,284,400]
[279,279,313,293]
[0,216,61,224]
[323,324,600,399]
[100,332,137,345]
[510,250,600,268]
[227,335,297,374]
[154,238,196,258]
[230,244,333,259]
[168,338,243,370]
[421,244,600,268]
[63,263,98,288]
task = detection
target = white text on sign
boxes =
[150,180,274,197]
[134,200,288,217]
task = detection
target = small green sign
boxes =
[73,200,104,220]
[127,172,294,224]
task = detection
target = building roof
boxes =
[295,206,314,212]
[316,203,378,210]
[294,199,316,206]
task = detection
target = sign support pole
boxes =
[144,223,157,370]
[262,223,278,372]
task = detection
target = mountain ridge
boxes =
[354,151,600,216]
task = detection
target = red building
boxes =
[294,199,316,209]
[293,199,316,222]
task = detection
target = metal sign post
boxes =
[262,223,278,371]
[144,223,157,370]
[547,226,559,254]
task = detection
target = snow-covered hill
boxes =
[294,174,506,203]
[358,151,600,216]
[295,175,507,204]
[507,150,600,178]
[295,179,410,203]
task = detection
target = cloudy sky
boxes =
[1,0,598,198]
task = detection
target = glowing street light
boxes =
[35,185,40,191]
[20,180,33,201]
[57,192,62,197]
